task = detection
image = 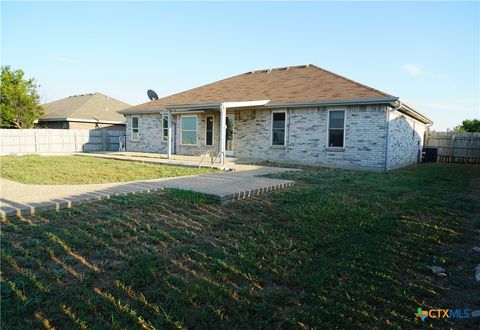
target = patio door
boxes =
[225,115,235,156]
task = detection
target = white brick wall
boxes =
[234,105,388,169]
[174,111,221,156]
[124,105,426,170]
[387,110,427,169]
[125,111,222,155]
[125,113,166,153]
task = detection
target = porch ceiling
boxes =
[166,99,271,112]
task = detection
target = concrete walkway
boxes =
[0,166,296,219]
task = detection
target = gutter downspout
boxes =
[385,100,402,172]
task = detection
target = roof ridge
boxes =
[139,65,315,109]
[71,93,130,118]
[67,93,99,118]
[308,64,395,98]
[244,64,311,74]
[126,64,397,112]
[44,94,94,117]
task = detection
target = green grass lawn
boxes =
[1,164,479,329]
[0,155,214,184]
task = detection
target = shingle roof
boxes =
[41,93,130,122]
[126,64,397,112]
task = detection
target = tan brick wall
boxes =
[37,121,69,129]
[38,121,125,131]
[69,122,125,130]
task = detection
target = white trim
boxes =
[398,102,432,125]
[267,98,398,109]
[205,115,214,146]
[131,116,139,141]
[119,100,271,114]
[271,110,287,146]
[326,109,346,148]
[168,100,270,110]
[167,111,172,159]
[119,108,164,114]
[180,115,198,146]
[219,104,226,164]
[161,113,169,142]
[222,100,270,108]
[165,110,206,115]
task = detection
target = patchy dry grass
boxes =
[1,163,479,329]
[0,155,215,184]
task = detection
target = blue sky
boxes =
[1,1,479,130]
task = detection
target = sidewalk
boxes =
[0,166,296,219]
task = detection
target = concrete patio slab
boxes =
[0,166,297,219]
[30,151,263,171]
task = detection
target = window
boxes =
[131,116,139,141]
[328,110,345,147]
[162,114,169,142]
[205,116,214,146]
[272,112,286,146]
[181,115,197,145]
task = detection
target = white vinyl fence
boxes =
[0,129,125,154]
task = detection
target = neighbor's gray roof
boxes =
[41,93,130,122]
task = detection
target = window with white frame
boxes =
[205,116,214,146]
[131,116,139,141]
[272,112,286,146]
[181,115,197,145]
[162,114,169,142]
[328,110,345,147]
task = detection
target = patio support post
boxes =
[167,111,172,159]
[219,103,226,165]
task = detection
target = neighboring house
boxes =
[119,64,433,170]
[38,93,130,130]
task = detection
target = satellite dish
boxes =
[147,89,159,101]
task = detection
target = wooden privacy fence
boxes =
[425,131,480,164]
[0,129,125,154]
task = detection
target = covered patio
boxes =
[149,100,270,166]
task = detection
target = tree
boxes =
[0,66,44,128]
[454,119,480,133]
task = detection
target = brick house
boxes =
[38,93,130,130]
[119,65,432,170]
